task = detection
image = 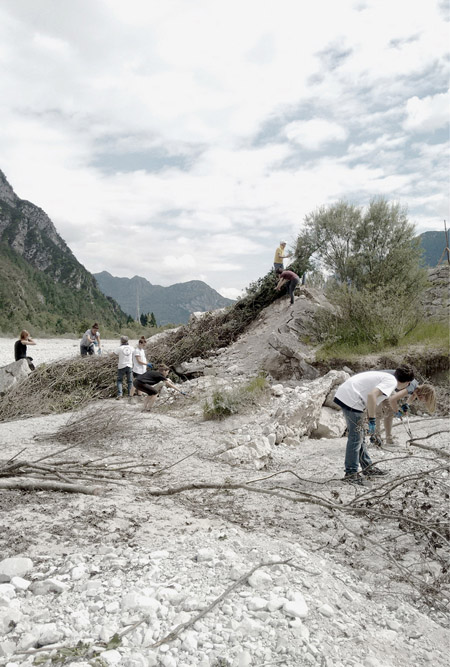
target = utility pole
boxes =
[136,283,140,322]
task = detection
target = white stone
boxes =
[0,608,22,635]
[0,585,15,599]
[0,640,16,658]
[267,433,276,446]
[271,384,284,396]
[38,623,63,646]
[150,551,169,559]
[0,557,33,583]
[181,631,198,651]
[235,650,252,666]
[71,565,86,581]
[30,578,69,595]
[160,655,177,667]
[10,577,30,591]
[172,611,191,625]
[0,359,32,396]
[319,603,334,617]
[247,596,268,611]
[100,649,122,665]
[196,548,215,562]
[267,596,286,612]
[283,593,308,619]
[122,594,161,615]
[248,569,273,590]
[311,407,346,438]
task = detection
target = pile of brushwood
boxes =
[0,265,303,421]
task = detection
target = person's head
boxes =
[20,329,30,340]
[276,268,283,276]
[157,364,170,376]
[394,365,414,388]
[280,241,286,248]
[91,323,99,333]
[138,336,147,346]
[412,384,436,413]
[120,335,129,345]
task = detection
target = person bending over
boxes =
[133,365,179,411]
[275,268,300,305]
[377,381,436,444]
[333,366,415,485]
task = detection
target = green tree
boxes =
[149,312,157,327]
[140,313,148,326]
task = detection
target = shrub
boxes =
[203,374,268,420]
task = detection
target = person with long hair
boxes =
[14,330,36,370]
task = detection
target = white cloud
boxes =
[284,119,348,151]
[0,0,448,296]
[403,90,450,132]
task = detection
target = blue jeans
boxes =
[340,405,373,475]
[117,367,132,396]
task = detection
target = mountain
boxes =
[0,170,127,335]
[417,231,448,267]
[94,271,235,326]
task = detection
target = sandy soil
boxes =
[0,296,449,666]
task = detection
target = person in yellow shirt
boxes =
[273,241,291,272]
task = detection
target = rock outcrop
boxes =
[0,359,31,396]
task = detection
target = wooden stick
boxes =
[150,559,292,649]
[0,479,104,495]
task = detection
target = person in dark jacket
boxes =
[133,364,179,411]
[14,330,36,370]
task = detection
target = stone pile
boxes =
[1,527,444,667]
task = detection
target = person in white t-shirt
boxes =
[130,336,149,397]
[114,336,135,399]
[334,366,414,485]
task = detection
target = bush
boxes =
[313,283,423,355]
[203,374,268,420]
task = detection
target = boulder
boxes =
[274,370,349,438]
[310,406,346,438]
[0,359,31,396]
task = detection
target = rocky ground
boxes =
[0,292,449,667]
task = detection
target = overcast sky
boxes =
[0,0,448,298]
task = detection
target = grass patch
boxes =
[402,320,449,347]
[203,374,268,420]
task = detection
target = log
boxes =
[0,479,104,495]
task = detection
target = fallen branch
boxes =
[407,431,450,459]
[0,479,104,495]
[150,559,292,649]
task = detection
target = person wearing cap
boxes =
[114,335,135,399]
[274,241,292,273]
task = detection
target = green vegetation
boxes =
[203,374,268,420]
[0,243,129,336]
[295,197,428,353]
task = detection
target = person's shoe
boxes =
[343,473,365,486]
[116,395,122,400]
[385,436,399,446]
[362,466,388,477]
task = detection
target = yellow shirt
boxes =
[274,246,285,263]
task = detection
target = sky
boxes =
[0,0,448,299]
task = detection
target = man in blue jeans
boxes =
[334,366,415,485]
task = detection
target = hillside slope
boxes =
[94,271,234,325]
[0,170,127,334]
[417,230,447,266]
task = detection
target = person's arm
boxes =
[366,388,384,419]
[135,353,147,367]
[25,337,36,346]
[96,333,102,349]
[388,387,408,411]
[275,277,287,291]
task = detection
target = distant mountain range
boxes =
[0,169,127,335]
[417,231,447,267]
[94,271,234,326]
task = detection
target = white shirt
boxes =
[132,347,147,374]
[335,371,397,412]
[115,344,134,369]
